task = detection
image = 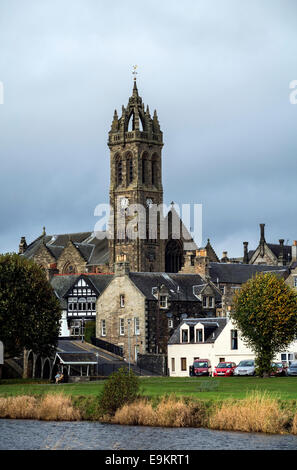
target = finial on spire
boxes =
[42,226,46,236]
[132,64,138,81]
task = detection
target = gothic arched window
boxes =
[151,154,158,186]
[126,154,133,184]
[142,152,149,184]
[115,155,122,186]
[165,240,184,273]
[63,262,77,274]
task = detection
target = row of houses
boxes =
[48,251,297,371]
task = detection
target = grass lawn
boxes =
[1,376,297,401]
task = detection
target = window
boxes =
[116,157,122,186]
[127,157,133,184]
[120,318,125,336]
[101,320,106,336]
[202,296,207,307]
[134,317,140,335]
[120,295,125,308]
[219,358,225,363]
[196,329,203,343]
[152,159,157,185]
[181,358,187,371]
[231,330,238,350]
[294,277,297,288]
[159,295,168,309]
[171,358,175,372]
[168,319,174,329]
[209,296,214,308]
[181,329,189,343]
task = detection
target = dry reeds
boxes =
[209,392,289,434]
[291,413,297,435]
[0,394,80,421]
[112,395,207,428]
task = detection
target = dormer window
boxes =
[202,296,215,308]
[181,329,189,343]
[159,295,168,309]
[196,328,203,343]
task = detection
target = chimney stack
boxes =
[18,236,27,254]
[260,223,265,256]
[114,253,130,276]
[260,223,265,242]
[221,251,229,263]
[243,242,249,264]
[278,239,284,265]
[292,241,297,261]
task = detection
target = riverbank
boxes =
[1,391,297,435]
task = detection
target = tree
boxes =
[230,272,297,377]
[99,367,140,416]
[0,253,61,358]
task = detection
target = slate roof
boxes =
[22,231,109,267]
[266,243,292,262]
[168,317,227,345]
[128,272,221,302]
[56,352,98,364]
[50,273,113,308]
[209,262,289,284]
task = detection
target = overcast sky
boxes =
[0,0,296,258]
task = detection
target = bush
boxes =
[84,321,96,344]
[98,367,140,416]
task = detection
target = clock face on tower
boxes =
[120,197,129,209]
[146,198,153,208]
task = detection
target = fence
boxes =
[91,336,124,357]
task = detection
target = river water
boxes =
[1,420,297,450]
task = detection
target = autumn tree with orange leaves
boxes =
[230,272,297,377]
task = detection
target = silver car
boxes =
[234,360,255,376]
[287,362,297,376]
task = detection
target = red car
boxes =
[193,359,212,376]
[213,362,237,377]
[270,362,288,376]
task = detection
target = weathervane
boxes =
[132,65,138,81]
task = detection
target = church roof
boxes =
[22,231,109,267]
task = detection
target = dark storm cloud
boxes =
[0,0,296,257]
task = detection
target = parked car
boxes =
[234,360,255,376]
[270,361,288,376]
[287,362,297,376]
[193,359,212,376]
[213,362,237,377]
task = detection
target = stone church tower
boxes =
[108,79,165,272]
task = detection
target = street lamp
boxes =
[127,318,131,373]
[81,318,85,343]
[96,352,99,377]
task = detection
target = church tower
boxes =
[108,79,165,272]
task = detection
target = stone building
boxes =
[242,223,297,266]
[95,256,222,362]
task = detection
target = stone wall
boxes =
[137,353,168,376]
[56,241,87,274]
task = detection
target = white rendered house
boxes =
[167,317,297,377]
